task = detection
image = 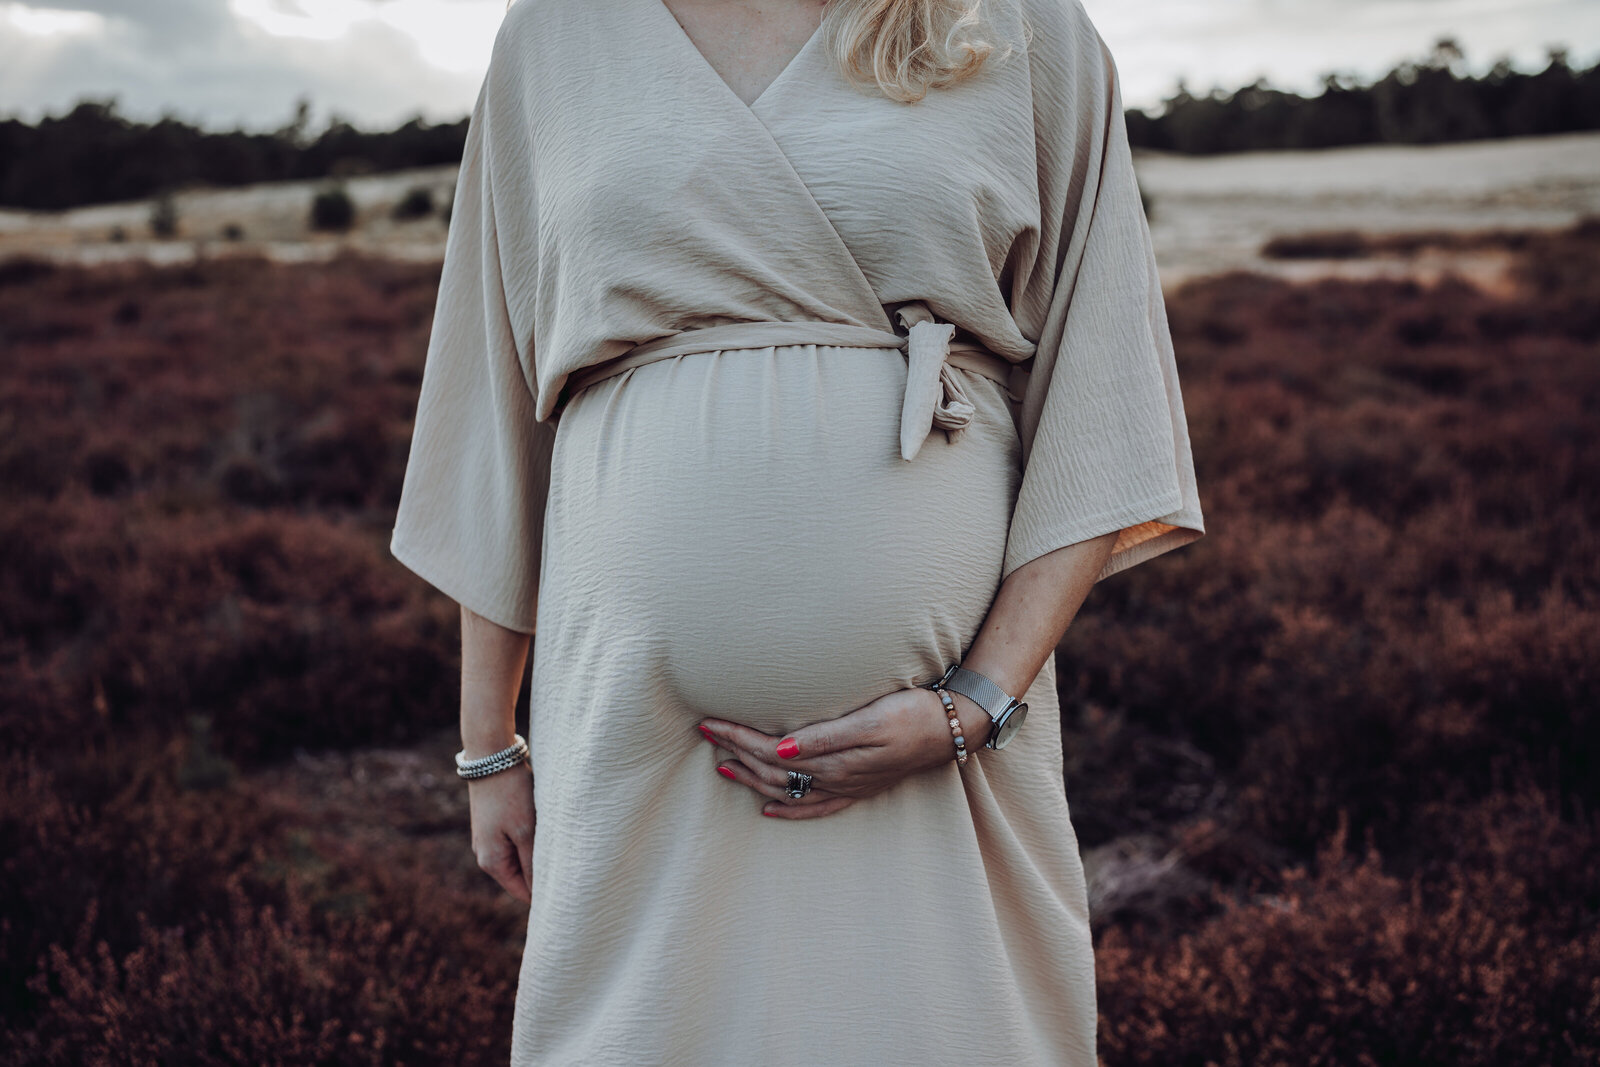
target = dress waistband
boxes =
[558,305,1020,462]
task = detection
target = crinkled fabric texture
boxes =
[390,0,1205,1063]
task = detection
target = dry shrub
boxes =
[0,753,522,1065]
[1096,790,1600,1066]
[1065,221,1600,857]
[1260,224,1548,260]
[0,253,524,1061]
[0,495,458,764]
[0,252,461,765]
[0,250,434,513]
[1070,221,1600,1058]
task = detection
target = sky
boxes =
[1,0,1596,133]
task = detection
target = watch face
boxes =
[992,702,1028,749]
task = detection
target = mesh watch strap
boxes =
[941,666,1015,722]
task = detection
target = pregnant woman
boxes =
[390,0,1205,1062]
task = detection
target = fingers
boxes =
[517,832,534,901]
[505,815,535,902]
[703,720,798,777]
[711,731,861,791]
[703,718,787,763]
[700,717,876,777]
[761,795,859,820]
[711,723,804,777]
[715,756,846,806]
[764,713,870,764]
[701,704,886,767]
[476,834,532,904]
[698,719,892,798]
[696,700,913,818]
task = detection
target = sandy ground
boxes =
[1,131,1596,286]
[0,166,461,267]
[1138,129,1600,287]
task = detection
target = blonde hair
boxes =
[820,0,1015,103]
[507,0,1016,104]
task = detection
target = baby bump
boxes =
[541,344,1022,736]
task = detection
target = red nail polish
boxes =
[697,725,717,743]
[716,766,736,780]
[776,738,799,759]
[762,809,781,817]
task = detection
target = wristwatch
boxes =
[930,664,1028,750]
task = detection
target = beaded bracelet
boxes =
[932,686,969,766]
[455,733,530,780]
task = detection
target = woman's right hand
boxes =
[467,766,536,903]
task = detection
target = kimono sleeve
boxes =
[1002,5,1204,584]
[389,70,554,634]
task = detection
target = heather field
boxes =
[1,222,1597,1064]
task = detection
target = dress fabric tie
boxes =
[895,303,977,462]
[556,302,1019,462]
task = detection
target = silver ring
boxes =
[786,770,814,799]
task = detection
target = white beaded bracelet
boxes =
[455,734,530,780]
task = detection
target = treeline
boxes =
[1127,40,1600,155]
[0,97,468,212]
[2,40,1596,211]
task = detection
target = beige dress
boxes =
[390,0,1205,1062]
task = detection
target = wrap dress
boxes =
[390,0,1205,1062]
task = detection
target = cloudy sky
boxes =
[1,0,1595,133]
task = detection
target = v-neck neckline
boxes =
[650,0,825,112]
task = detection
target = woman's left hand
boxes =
[697,685,990,820]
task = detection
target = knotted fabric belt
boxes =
[558,304,1018,461]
